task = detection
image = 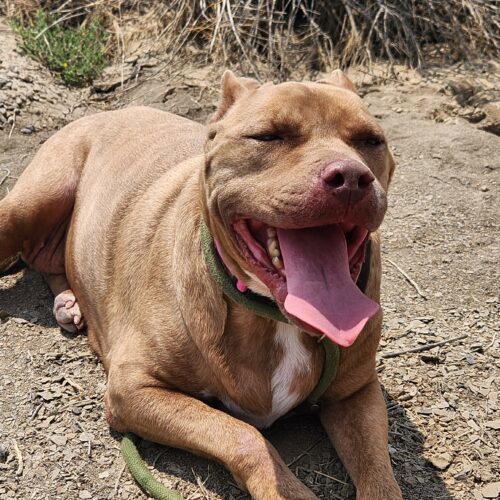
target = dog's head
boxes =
[201,70,395,346]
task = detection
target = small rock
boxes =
[454,465,472,480]
[465,353,476,365]
[0,443,8,462]
[49,435,67,446]
[473,490,484,500]
[20,126,35,135]
[79,491,92,499]
[480,186,489,192]
[485,419,500,430]
[406,319,425,332]
[429,452,453,470]
[12,317,28,324]
[482,482,500,499]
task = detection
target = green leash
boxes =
[121,433,182,500]
[120,219,350,499]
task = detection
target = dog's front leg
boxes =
[106,374,317,500]
[320,377,402,500]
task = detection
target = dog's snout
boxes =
[321,160,375,203]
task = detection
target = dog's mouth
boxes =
[232,219,380,346]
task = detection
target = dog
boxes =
[0,70,401,499]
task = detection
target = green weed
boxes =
[11,10,107,87]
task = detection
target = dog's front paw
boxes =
[53,289,85,333]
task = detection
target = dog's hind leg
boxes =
[0,125,89,330]
[43,273,85,333]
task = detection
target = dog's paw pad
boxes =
[53,290,85,333]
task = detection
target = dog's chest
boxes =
[222,323,312,428]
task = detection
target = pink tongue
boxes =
[277,225,379,347]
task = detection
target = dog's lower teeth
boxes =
[272,256,283,269]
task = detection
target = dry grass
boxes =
[3,0,499,79]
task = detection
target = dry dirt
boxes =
[0,17,499,500]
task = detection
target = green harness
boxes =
[120,219,371,499]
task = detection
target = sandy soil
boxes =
[0,18,499,500]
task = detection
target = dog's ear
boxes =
[318,69,357,94]
[210,70,260,123]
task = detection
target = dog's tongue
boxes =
[277,225,379,347]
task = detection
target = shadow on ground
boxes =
[0,269,57,328]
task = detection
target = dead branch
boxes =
[382,334,468,359]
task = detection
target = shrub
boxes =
[11,9,107,87]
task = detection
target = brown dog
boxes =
[0,70,401,499]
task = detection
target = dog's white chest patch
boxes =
[223,323,311,428]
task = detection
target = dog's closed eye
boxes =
[246,133,284,142]
[351,133,386,148]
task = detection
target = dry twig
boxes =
[314,469,348,485]
[382,334,468,359]
[112,463,126,497]
[287,437,323,467]
[387,258,427,300]
[11,439,23,476]
[0,168,11,188]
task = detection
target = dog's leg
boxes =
[106,372,317,500]
[320,378,402,500]
[43,273,85,333]
[0,198,23,271]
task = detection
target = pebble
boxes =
[482,483,500,499]
[12,317,28,324]
[49,435,67,446]
[20,126,34,135]
[485,419,500,430]
[0,443,8,462]
[428,452,453,470]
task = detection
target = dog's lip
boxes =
[231,218,369,302]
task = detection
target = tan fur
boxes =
[0,71,401,499]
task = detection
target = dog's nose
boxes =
[321,160,375,204]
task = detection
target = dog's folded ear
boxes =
[210,70,260,123]
[318,69,357,94]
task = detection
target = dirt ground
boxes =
[1,17,499,500]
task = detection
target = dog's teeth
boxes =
[267,227,277,238]
[267,238,281,258]
[272,256,283,269]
